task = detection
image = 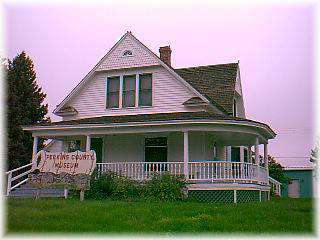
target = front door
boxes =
[91,138,103,163]
[288,179,300,198]
[144,137,167,162]
[144,137,167,172]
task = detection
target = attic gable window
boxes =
[106,77,120,108]
[123,50,133,56]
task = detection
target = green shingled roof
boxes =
[175,63,238,115]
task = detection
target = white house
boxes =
[12,32,277,202]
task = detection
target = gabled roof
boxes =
[175,63,238,115]
[53,31,211,115]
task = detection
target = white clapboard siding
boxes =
[97,33,159,71]
[64,65,202,120]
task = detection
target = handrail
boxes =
[6,163,33,196]
[98,161,268,184]
[268,176,282,197]
[269,176,282,185]
[6,163,33,175]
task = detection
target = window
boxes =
[231,147,240,162]
[139,74,152,106]
[233,99,237,117]
[68,140,81,152]
[106,77,120,108]
[123,75,136,108]
[144,137,167,163]
[123,50,133,56]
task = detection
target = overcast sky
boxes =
[4,2,316,166]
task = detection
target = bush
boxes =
[78,171,187,202]
[144,172,187,202]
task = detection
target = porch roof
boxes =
[23,111,276,138]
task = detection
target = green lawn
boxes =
[6,198,314,234]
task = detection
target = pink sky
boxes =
[4,3,316,166]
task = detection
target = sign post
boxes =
[28,150,96,201]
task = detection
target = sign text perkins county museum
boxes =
[28,150,96,191]
[37,150,96,175]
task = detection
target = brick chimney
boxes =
[159,46,172,66]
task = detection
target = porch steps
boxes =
[8,184,66,198]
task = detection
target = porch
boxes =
[12,113,279,198]
[34,129,270,187]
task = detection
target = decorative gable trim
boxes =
[53,31,214,115]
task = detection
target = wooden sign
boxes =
[28,150,97,201]
[36,150,96,175]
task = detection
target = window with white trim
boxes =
[123,75,136,108]
[106,73,153,109]
[106,76,120,108]
[139,73,152,107]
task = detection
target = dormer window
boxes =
[233,99,237,117]
[139,74,152,107]
[106,73,153,109]
[106,77,120,108]
[123,50,133,56]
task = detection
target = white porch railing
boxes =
[5,163,33,195]
[269,176,282,196]
[97,161,269,184]
[97,162,184,180]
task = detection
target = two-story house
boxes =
[13,31,277,202]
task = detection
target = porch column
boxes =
[254,138,259,165]
[264,143,268,169]
[86,135,91,152]
[32,136,39,168]
[240,147,244,162]
[226,146,232,161]
[247,146,252,163]
[183,131,189,180]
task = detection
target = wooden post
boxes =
[86,135,91,152]
[32,136,39,169]
[6,172,12,196]
[183,131,189,180]
[254,138,259,165]
[35,188,40,200]
[80,190,85,201]
[64,187,68,199]
[248,146,252,163]
[264,143,268,169]
[259,190,262,202]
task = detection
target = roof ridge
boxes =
[175,62,239,70]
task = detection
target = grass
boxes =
[6,198,314,234]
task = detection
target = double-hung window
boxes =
[123,75,136,108]
[106,77,120,108]
[139,74,152,107]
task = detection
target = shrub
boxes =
[72,171,187,202]
[144,172,187,202]
[84,170,118,200]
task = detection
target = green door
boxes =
[91,138,103,163]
